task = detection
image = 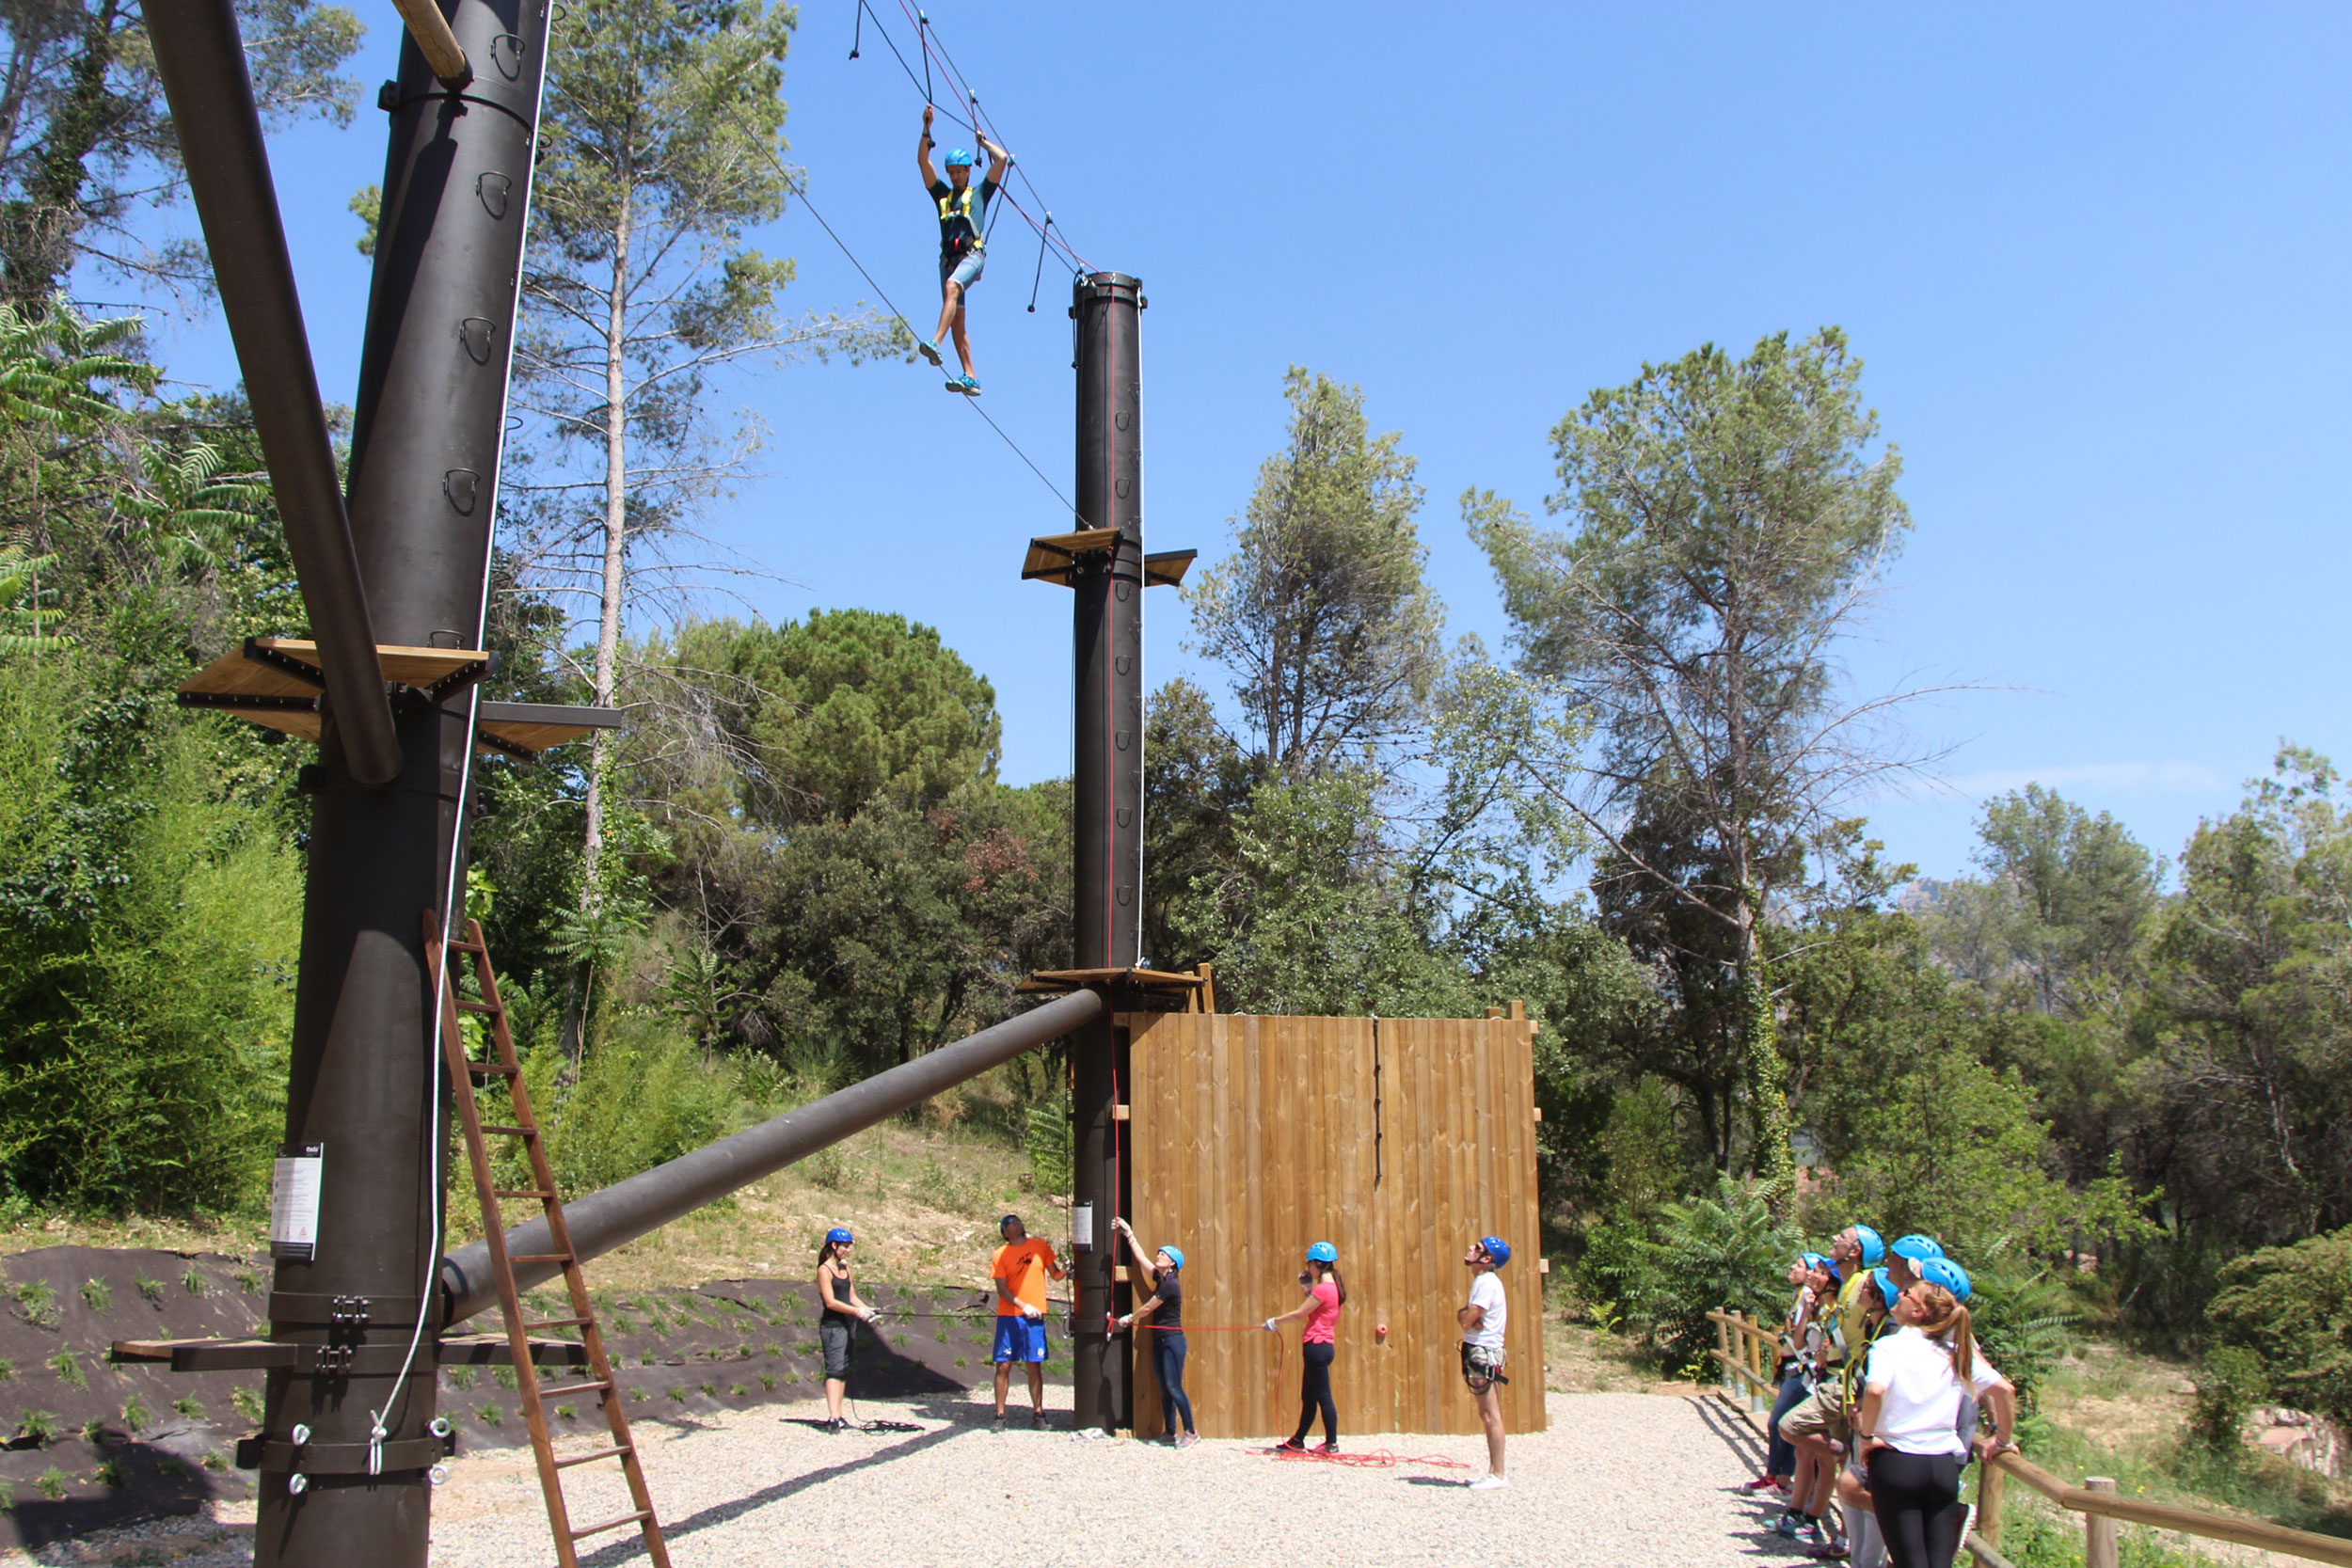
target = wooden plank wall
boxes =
[1123,1011,1544,1439]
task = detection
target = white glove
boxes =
[1117,1314,1134,1329]
[1263,1319,1277,1332]
[1024,1305,1042,1320]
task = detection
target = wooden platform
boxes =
[1018,530,1197,589]
[175,637,622,757]
[1016,966,1209,1003]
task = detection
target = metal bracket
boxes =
[176,690,320,715]
[236,1432,455,1474]
[242,636,327,689]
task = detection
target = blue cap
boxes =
[1852,1225,1886,1266]
[945,147,976,167]
[999,1213,1022,1231]
[1892,1234,1944,1263]
[1871,1267,1902,1311]
[1919,1257,1972,1303]
[1306,1242,1338,1264]
[1479,1236,1511,1267]
[1800,1251,1828,1269]
[1160,1245,1184,1272]
[825,1227,852,1245]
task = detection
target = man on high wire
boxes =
[916,103,1010,397]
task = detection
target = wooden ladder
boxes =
[425,911,672,1568]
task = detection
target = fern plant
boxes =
[1624,1174,1801,1374]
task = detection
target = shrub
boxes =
[36,1465,66,1500]
[1025,1101,1073,1197]
[476,1403,501,1426]
[230,1386,262,1422]
[2204,1226,2352,1429]
[134,1275,163,1304]
[171,1396,202,1419]
[79,1278,110,1311]
[11,1281,57,1327]
[1598,1176,1798,1374]
[17,1408,58,1445]
[47,1350,85,1389]
[119,1395,151,1434]
[181,1265,206,1297]
[2189,1345,2268,1451]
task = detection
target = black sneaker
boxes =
[991,1414,1007,1433]
[1316,1441,1339,1455]
[1275,1438,1308,1454]
[1029,1409,1047,1430]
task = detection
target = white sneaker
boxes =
[1468,1473,1508,1491]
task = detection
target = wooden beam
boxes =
[388,0,470,85]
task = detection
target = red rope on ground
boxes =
[1265,1448,1473,1470]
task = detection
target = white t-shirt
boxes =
[1465,1272,1507,1353]
[1864,1325,2003,1456]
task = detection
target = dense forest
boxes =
[3,0,2348,1471]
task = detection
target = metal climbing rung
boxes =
[426,911,671,1568]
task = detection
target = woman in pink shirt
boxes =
[1263,1241,1345,1453]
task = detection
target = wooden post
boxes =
[2085,1477,2119,1568]
[1198,963,1215,1015]
[1977,1458,2008,1550]
[1716,1313,1732,1396]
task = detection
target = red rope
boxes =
[1266,1448,1473,1471]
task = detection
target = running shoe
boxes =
[1741,1474,1785,1494]
[1793,1519,1829,1549]
[1315,1441,1340,1455]
[955,374,983,397]
[1467,1474,1508,1491]
[990,1414,1006,1433]
[1176,1433,1200,1449]
[1772,1513,1812,1539]
[916,339,943,367]
[1802,1540,1849,1561]
[1274,1438,1308,1454]
[1029,1408,1046,1430]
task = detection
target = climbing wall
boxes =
[1122,1011,1546,1439]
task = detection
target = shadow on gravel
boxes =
[1688,1392,1768,1470]
[577,1395,983,1568]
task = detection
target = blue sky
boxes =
[112,3,2351,881]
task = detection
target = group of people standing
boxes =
[811,1213,1520,1490]
[1749,1225,2018,1568]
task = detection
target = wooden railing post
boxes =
[2085,1477,2119,1568]
[1716,1312,1733,1396]
[1977,1456,2007,1549]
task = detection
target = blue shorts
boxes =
[940,247,985,293]
[992,1315,1046,1364]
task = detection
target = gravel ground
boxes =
[3,1389,1779,1567]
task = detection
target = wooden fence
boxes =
[1707,1309,2352,1568]
[1121,1009,1546,1438]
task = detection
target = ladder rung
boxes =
[454,998,499,1014]
[467,1061,519,1077]
[509,1252,572,1264]
[570,1510,653,1540]
[493,1188,553,1199]
[553,1444,631,1470]
[536,1378,612,1400]
[446,939,487,955]
[525,1317,592,1331]
[480,1124,534,1137]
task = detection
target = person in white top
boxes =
[1458,1235,1512,1491]
[1847,1259,2018,1568]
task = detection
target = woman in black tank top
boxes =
[1114,1217,1197,1446]
[817,1227,872,1433]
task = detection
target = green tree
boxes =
[2136,749,2352,1244]
[0,0,362,304]
[1183,367,1442,781]
[1471,327,1924,1192]
[508,0,901,913]
[2205,1227,2352,1429]
[1942,785,2162,1015]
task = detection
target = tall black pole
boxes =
[257,0,546,1562]
[1069,272,1144,1433]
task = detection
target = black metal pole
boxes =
[439,988,1106,1322]
[1069,272,1145,1433]
[142,0,401,786]
[253,0,547,1562]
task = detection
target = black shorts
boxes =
[819,1317,855,1380]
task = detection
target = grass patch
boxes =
[79,1278,111,1311]
[12,1281,58,1328]
[47,1350,85,1389]
[180,1264,206,1297]
[134,1275,164,1304]
[446,1366,477,1392]
[17,1408,58,1445]
[120,1394,151,1434]
[93,1459,124,1488]
[36,1465,67,1500]
[172,1396,203,1419]
[475,1403,502,1426]
[492,1366,517,1390]
[758,1372,776,1390]
[231,1386,262,1423]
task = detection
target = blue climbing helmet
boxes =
[944,147,977,167]
[1851,1224,1886,1266]
[1159,1245,1185,1272]
[1871,1267,1902,1312]
[1799,1251,1828,1270]
[1919,1257,1973,1303]
[1478,1236,1511,1267]
[825,1227,853,1245]
[1891,1233,1944,1264]
[1306,1242,1338,1264]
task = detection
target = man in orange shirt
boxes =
[990,1213,1065,1432]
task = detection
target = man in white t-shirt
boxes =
[1458,1235,1513,1491]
